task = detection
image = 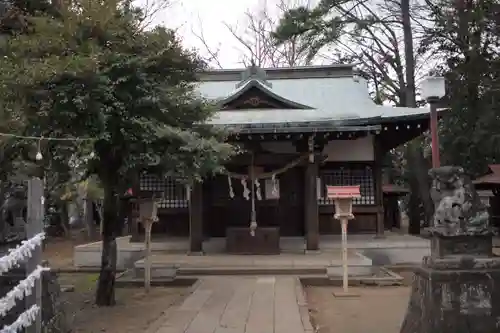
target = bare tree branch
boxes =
[191,15,224,69]
[137,0,177,30]
[224,0,313,68]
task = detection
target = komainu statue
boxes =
[400,166,500,333]
[428,166,490,237]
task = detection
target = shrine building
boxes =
[134,64,434,254]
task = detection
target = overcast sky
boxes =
[144,0,309,68]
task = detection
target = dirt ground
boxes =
[42,236,190,333]
[57,273,189,333]
[305,271,414,333]
[42,231,91,269]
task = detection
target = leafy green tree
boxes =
[1,0,236,305]
[422,0,500,177]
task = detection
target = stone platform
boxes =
[73,233,430,269]
[133,250,373,279]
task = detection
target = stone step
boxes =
[133,265,326,278]
[133,251,374,278]
[134,265,178,279]
[177,266,327,276]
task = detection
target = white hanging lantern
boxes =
[421,76,446,101]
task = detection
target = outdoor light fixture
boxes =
[421,76,446,169]
[421,76,446,101]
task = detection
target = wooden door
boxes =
[275,166,305,236]
[205,174,253,237]
[205,165,305,237]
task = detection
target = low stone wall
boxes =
[362,247,431,265]
[73,236,144,269]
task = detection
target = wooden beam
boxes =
[230,152,304,166]
[304,157,320,251]
[25,178,44,333]
[228,130,373,143]
[379,120,429,152]
[373,136,385,238]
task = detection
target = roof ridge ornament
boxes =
[237,61,272,89]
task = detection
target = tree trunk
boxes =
[95,183,118,306]
[401,0,416,109]
[401,0,434,232]
[59,201,70,237]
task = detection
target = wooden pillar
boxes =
[305,156,319,251]
[189,181,204,254]
[490,190,500,230]
[25,178,44,333]
[130,173,141,242]
[374,136,385,237]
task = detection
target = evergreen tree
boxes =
[0,0,236,305]
[423,0,500,176]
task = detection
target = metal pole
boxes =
[429,100,440,168]
[341,218,349,293]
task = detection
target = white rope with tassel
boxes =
[255,179,262,201]
[0,233,45,275]
[271,174,279,197]
[241,179,250,200]
[223,154,307,180]
[1,304,40,333]
[0,266,49,317]
[227,175,235,198]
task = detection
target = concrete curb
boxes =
[295,277,315,333]
[143,278,202,333]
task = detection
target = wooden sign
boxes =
[327,185,361,199]
[139,200,159,222]
[139,200,159,293]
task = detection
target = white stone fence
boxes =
[0,233,47,333]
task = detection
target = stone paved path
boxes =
[149,276,312,333]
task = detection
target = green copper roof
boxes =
[197,65,439,130]
[218,79,313,110]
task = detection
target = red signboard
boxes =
[327,185,361,199]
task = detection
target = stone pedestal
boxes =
[430,235,493,258]
[400,247,500,333]
[400,166,500,333]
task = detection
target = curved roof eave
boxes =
[378,106,448,123]
[218,79,314,110]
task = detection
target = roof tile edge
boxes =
[199,64,354,82]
